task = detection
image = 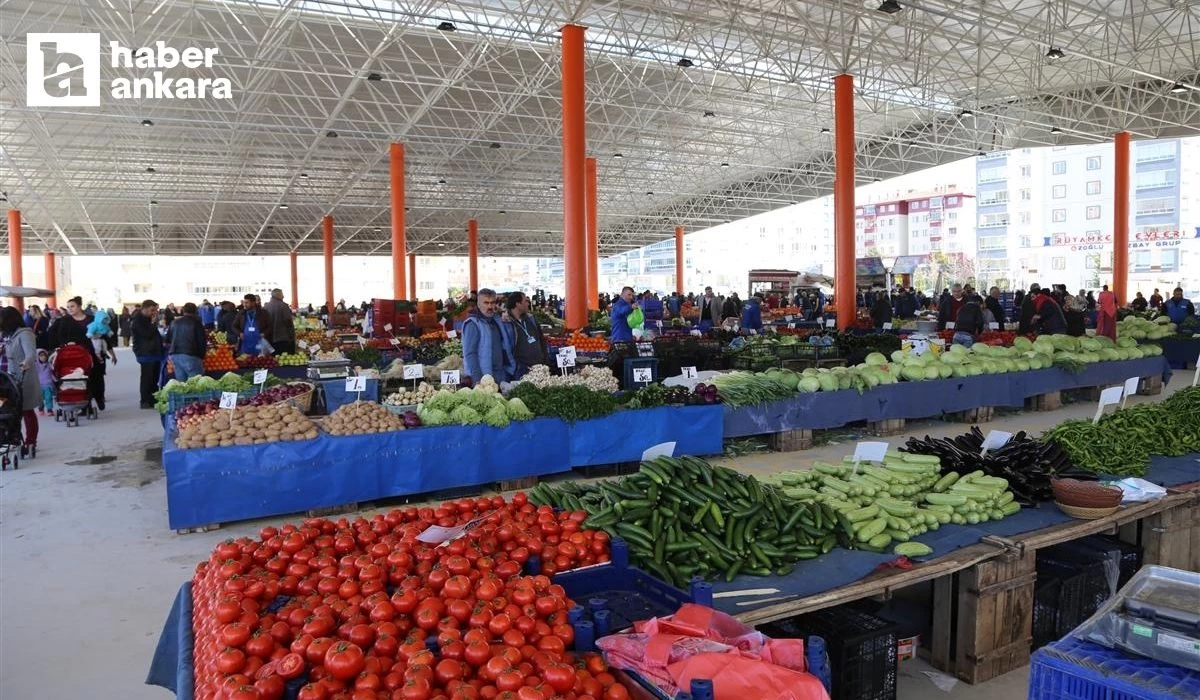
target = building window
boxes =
[948,212,957,221]
[1052,161,1067,175]
[1086,156,1101,171]
[1052,209,1067,222]
[1136,141,1175,163]
[1133,250,1151,271]
[1052,185,1066,199]
[1019,211,1032,225]
[1161,248,1180,272]
[1020,165,1031,178]
[1086,206,1101,220]
[1086,181,1101,195]
[1085,256,1097,270]
[1020,188,1031,200]
[1020,235,1031,248]
[1052,257,1066,270]
[1136,197,1175,215]
[947,196,958,205]
[1136,171,1175,190]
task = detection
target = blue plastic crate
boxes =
[1029,636,1200,700]
[552,538,712,634]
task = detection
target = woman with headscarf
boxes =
[1096,284,1117,341]
[1,306,42,457]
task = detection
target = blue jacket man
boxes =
[610,287,637,343]
[1163,288,1194,324]
[198,300,216,328]
[462,289,515,383]
[740,295,764,331]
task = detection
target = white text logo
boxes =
[26,33,100,106]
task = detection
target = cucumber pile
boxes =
[764,452,1021,556]
[527,456,839,587]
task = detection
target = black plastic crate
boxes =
[758,606,896,700]
[1075,535,1142,589]
[1034,559,1085,650]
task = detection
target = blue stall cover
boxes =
[147,582,193,698]
[1158,337,1199,370]
[724,357,1171,437]
[162,418,569,529]
[567,405,723,466]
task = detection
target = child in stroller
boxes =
[52,343,97,426]
[0,373,23,468]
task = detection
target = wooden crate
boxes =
[1025,391,1061,412]
[953,551,1036,684]
[498,475,539,492]
[1137,374,1163,396]
[1140,501,1200,572]
[945,406,994,423]
[868,418,907,436]
[768,428,814,451]
[307,502,361,518]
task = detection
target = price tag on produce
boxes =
[641,442,676,461]
[988,322,999,330]
[298,339,309,350]
[326,330,335,337]
[1093,385,1124,424]
[447,330,457,339]
[681,366,698,379]
[383,323,393,332]
[788,323,797,329]
[252,369,268,386]
[945,322,956,330]
[979,430,1012,457]
[403,364,424,381]
[1122,376,1140,408]
[556,353,575,369]
[785,315,793,322]
[558,346,577,362]
[637,343,654,357]
[825,318,836,328]
[219,391,238,410]
[851,441,888,471]
[345,375,368,396]
[389,338,401,346]
[416,524,463,545]
[440,370,460,386]
[632,367,653,385]
[357,336,367,348]
[882,322,893,330]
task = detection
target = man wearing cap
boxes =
[264,288,296,355]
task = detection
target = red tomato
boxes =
[541,665,576,693]
[297,683,329,700]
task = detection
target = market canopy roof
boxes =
[1,0,1197,257]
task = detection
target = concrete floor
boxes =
[1,348,1182,699]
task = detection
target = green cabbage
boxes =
[506,397,534,420]
[449,405,482,425]
[483,404,510,427]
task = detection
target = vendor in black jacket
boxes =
[1017,283,1040,334]
[954,295,987,340]
[985,286,1007,326]
[166,303,208,381]
[131,300,164,409]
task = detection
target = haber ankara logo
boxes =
[26,33,101,106]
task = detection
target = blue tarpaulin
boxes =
[162,418,570,529]
[723,357,1172,437]
[1158,337,1199,370]
[567,405,723,467]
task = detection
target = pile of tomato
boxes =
[191,493,626,700]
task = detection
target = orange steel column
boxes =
[675,226,685,295]
[390,143,407,299]
[408,254,417,300]
[585,156,599,310]
[561,24,588,329]
[323,215,335,312]
[43,251,57,308]
[833,74,856,329]
[7,210,23,312]
[289,252,299,308]
[467,219,479,291]
[1112,131,1130,305]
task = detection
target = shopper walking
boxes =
[1096,285,1118,341]
[167,303,207,381]
[118,307,132,347]
[232,294,272,356]
[216,301,238,343]
[937,283,966,331]
[1148,288,1163,309]
[27,305,51,350]
[870,292,893,328]
[741,294,765,332]
[610,286,639,343]
[1163,287,1195,324]
[697,287,723,328]
[263,288,296,355]
[198,299,216,330]
[502,292,547,380]
[1017,284,1040,334]
[35,349,54,416]
[461,289,513,384]
[46,296,94,353]
[131,300,164,409]
[86,309,118,410]
[1,306,41,457]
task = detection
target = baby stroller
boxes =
[0,372,22,469]
[53,343,97,427]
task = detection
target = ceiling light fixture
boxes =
[326,130,338,137]
[1046,47,1065,60]
[1050,126,1063,135]
[874,177,882,182]
[141,119,154,126]
[612,153,623,159]
[877,0,903,14]
[438,242,445,246]
[374,228,381,233]
[437,178,446,184]
[549,185,558,191]
[366,72,383,81]
[279,204,289,209]
[959,109,974,119]
[1169,82,1188,93]
[676,58,694,68]
[820,127,831,134]
[146,167,156,173]
[720,162,730,168]
[489,142,501,149]
[299,173,309,179]
[702,110,715,118]
[149,199,158,205]
[437,21,456,31]
[646,191,654,195]
[498,210,507,215]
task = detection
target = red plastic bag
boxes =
[671,652,830,700]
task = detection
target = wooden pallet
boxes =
[306,502,362,518]
[1025,390,1061,412]
[767,428,814,452]
[867,418,907,436]
[497,475,539,492]
[944,406,995,423]
[1137,374,1163,396]
[951,550,1037,684]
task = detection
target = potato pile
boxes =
[323,401,405,436]
[175,403,317,449]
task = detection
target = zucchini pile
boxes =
[528,456,839,586]
[763,452,1020,556]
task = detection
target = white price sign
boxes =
[784,315,794,322]
[945,322,956,330]
[219,391,239,409]
[641,442,676,461]
[440,370,461,385]
[558,346,577,361]
[852,441,888,466]
[825,318,836,328]
[1122,376,1140,408]
[987,322,1000,330]
[681,366,698,379]
[389,338,401,346]
[446,330,457,339]
[632,367,653,384]
[402,364,424,380]
[345,375,368,393]
[979,430,1012,456]
[882,322,893,330]
[298,339,309,350]
[325,330,335,337]
[556,353,576,368]
[383,323,393,332]
[1093,385,1124,424]
[252,369,268,385]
